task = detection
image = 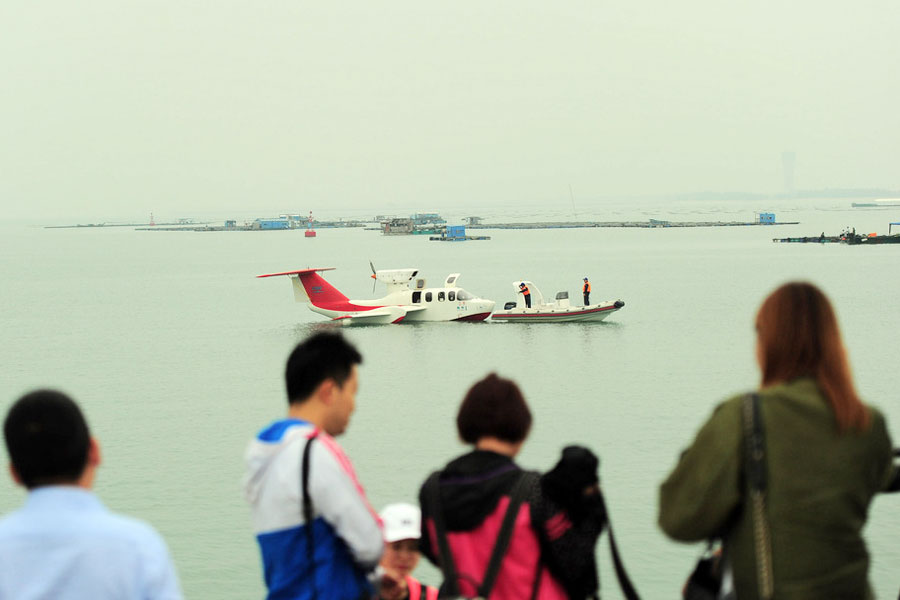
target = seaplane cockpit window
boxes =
[448,291,456,301]
[456,290,473,301]
[438,291,445,302]
[425,292,433,302]
[412,291,421,303]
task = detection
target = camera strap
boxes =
[596,490,641,600]
[301,431,320,600]
[742,393,773,600]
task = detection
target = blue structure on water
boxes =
[256,219,290,230]
[445,225,466,240]
[429,224,490,242]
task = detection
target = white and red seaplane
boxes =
[257,265,495,325]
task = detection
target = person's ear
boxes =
[315,379,336,405]
[87,437,101,469]
[9,463,23,487]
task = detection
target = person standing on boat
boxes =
[518,282,531,308]
[583,277,591,306]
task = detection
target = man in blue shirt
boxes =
[0,389,183,599]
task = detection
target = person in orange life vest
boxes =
[582,278,591,306]
[518,283,531,308]
[377,503,438,600]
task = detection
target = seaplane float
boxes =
[490,280,625,323]
[258,264,495,325]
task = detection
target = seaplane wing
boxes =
[332,306,408,326]
[257,268,337,277]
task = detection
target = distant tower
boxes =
[305,210,316,238]
[149,212,156,226]
[781,151,796,197]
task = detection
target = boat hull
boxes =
[490,300,624,323]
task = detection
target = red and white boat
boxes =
[490,280,624,323]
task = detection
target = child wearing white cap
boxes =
[378,503,438,600]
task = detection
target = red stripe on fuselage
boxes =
[453,312,492,322]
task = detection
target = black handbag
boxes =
[682,541,727,600]
[682,393,773,600]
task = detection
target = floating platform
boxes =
[773,232,900,245]
[772,236,842,244]
[46,221,209,229]
[135,220,367,232]
[428,235,490,241]
[467,220,798,230]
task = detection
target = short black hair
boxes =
[457,373,532,444]
[4,390,91,489]
[285,333,363,404]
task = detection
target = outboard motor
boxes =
[503,301,517,310]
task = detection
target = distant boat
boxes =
[851,199,900,208]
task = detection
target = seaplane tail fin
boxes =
[291,277,309,303]
[257,268,349,306]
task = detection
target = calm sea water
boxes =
[2,199,899,598]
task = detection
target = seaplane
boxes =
[257,264,496,325]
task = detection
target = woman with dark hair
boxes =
[418,373,607,599]
[659,282,894,598]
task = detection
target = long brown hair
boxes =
[755,282,869,431]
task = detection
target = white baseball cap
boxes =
[379,503,421,543]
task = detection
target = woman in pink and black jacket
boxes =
[418,373,606,600]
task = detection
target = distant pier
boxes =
[467,219,799,230]
[135,220,368,232]
[46,221,208,229]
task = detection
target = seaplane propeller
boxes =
[369,260,377,293]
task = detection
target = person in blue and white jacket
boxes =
[244,333,390,600]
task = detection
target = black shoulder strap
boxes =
[742,393,773,600]
[478,472,535,597]
[426,471,461,596]
[596,491,641,600]
[301,432,319,600]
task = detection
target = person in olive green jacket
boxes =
[659,282,894,599]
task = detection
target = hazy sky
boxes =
[3,1,898,220]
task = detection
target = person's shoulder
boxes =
[709,392,746,420]
[100,511,171,549]
[862,404,891,443]
[309,431,358,477]
[252,418,314,444]
[0,508,25,537]
[867,404,887,425]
